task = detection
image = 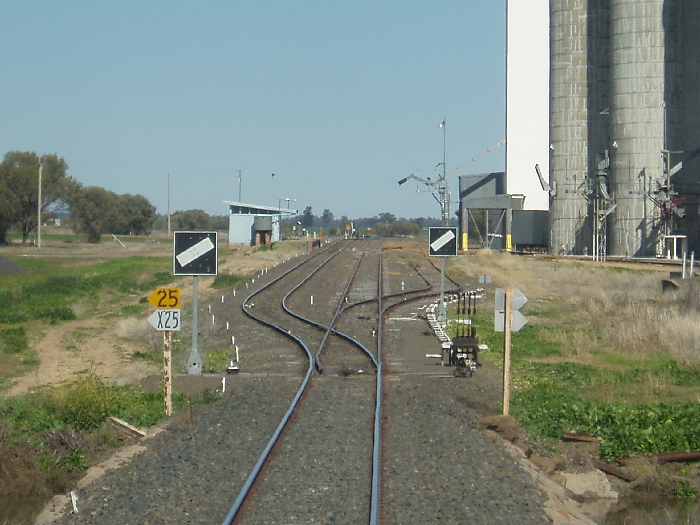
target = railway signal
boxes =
[147,309,181,331]
[428,227,458,322]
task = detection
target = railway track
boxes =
[220,238,458,524]
[51,238,552,525]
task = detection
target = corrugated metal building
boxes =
[225,201,298,247]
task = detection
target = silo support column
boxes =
[460,204,469,251]
[506,207,513,251]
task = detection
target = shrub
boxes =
[0,326,28,354]
[56,376,122,431]
[64,449,89,472]
[675,481,698,500]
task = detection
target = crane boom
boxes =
[444,139,505,180]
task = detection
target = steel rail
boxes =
[223,238,450,525]
[221,240,350,525]
[280,240,379,372]
[370,239,384,525]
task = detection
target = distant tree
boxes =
[378,212,396,225]
[392,221,422,236]
[112,194,156,235]
[211,215,229,230]
[0,151,76,243]
[69,186,117,243]
[321,209,334,227]
[373,222,391,236]
[172,209,213,230]
[301,206,314,228]
[0,191,13,244]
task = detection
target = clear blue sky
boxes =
[1,1,506,220]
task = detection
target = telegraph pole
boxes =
[37,158,43,249]
[167,174,171,238]
[439,118,448,321]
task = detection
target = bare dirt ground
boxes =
[1,236,307,400]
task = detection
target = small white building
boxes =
[224,201,298,247]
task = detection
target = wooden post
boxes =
[164,330,173,416]
[502,288,512,416]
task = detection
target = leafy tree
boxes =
[172,209,213,230]
[301,206,314,228]
[378,212,396,225]
[392,221,422,236]
[112,194,156,235]
[211,215,229,230]
[0,195,13,244]
[69,186,116,243]
[0,151,76,243]
[321,209,334,227]
[69,189,157,242]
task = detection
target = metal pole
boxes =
[438,257,446,322]
[37,159,43,249]
[188,276,203,374]
[167,174,171,238]
[438,118,448,322]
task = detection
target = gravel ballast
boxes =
[47,320,551,524]
[44,245,556,524]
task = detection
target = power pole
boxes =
[37,158,43,249]
[439,118,448,321]
[167,173,171,238]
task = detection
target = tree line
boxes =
[0,151,158,244]
[1,150,435,245]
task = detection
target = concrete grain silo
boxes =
[549,2,591,255]
[546,0,700,257]
[608,0,667,257]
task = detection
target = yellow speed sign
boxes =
[148,287,181,309]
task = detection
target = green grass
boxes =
[0,376,215,439]
[211,271,251,290]
[0,257,172,324]
[455,255,700,464]
[202,348,234,372]
[0,326,28,354]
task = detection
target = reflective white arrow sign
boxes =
[148,309,181,331]
[494,288,528,332]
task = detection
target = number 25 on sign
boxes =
[147,287,181,309]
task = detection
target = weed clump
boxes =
[0,326,28,354]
